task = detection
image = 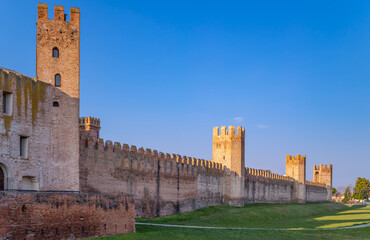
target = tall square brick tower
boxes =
[212,126,245,205]
[36,3,80,191]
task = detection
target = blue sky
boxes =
[1,0,370,188]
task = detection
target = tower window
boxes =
[55,74,61,87]
[52,47,59,58]
[2,91,13,115]
[53,101,59,107]
[20,136,29,158]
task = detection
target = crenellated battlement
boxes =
[80,117,101,127]
[80,117,101,141]
[285,154,306,183]
[286,154,306,163]
[314,164,333,171]
[37,3,80,24]
[213,126,245,137]
[305,180,326,187]
[313,163,333,187]
[246,167,294,182]
[80,135,223,174]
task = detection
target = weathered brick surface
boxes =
[286,155,306,184]
[306,184,332,202]
[79,124,332,218]
[0,191,135,239]
[313,164,333,187]
[79,137,223,218]
[36,3,80,191]
[212,126,245,205]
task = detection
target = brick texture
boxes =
[0,191,135,239]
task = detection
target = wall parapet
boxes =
[0,191,135,239]
[246,167,294,182]
[80,117,100,128]
[80,135,223,173]
[305,180,326,188]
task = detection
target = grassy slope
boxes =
[98,226,370,240]
[92,203,370,240]
[138,202,370,228]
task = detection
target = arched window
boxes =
[0,163,8,190]
[52,47,59,58]
[53,101,59,107]
[0,167,4,190]
[55,74,61,87]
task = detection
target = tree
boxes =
[332,187,337,195]
[342,187,352,203]
[353,177,370,200]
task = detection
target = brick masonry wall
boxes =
[0,67,79,191]
[0,191,135,239]
[79,137,224,218]
[244,175,294,203]
[306,184,332,202]
[80,136,331,218]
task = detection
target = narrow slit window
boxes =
[52,47,59,58]
[55,74,61,87]
[2,92,13,115]
[20,136,29,158]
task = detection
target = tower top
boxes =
[38,3,80,24]
[79,117,101,141]
[36,3,80,98]
[285,154,306,183]
[213,126,245,137]
[212,126,245,176]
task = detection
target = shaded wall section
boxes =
[0,191,135,239]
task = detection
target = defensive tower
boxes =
[36,3,80,191]
[212,126,245,205]
[212,126,245,176]
[285,154,306,183]
[80,117,101,141]
[313,164,332,187]
[36,3,80,97]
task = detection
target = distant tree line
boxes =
[338,177,370,203]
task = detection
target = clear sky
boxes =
[1,0,369,188]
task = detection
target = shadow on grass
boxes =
[136,202,370,229]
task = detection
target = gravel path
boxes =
[136,222,370,231]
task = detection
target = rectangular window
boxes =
[20,136,29,158]
[2,92,13,115]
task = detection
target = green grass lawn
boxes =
[91,202,370,240]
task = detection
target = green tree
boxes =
[353,177,370,200]
[342,187,352,203]
[332,187,337,195]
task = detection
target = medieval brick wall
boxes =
[79,136,332,218]
[0,67,79,191]
[79,137,224,218]
[0,191,135,240]
[306,183,332,202]
[79,123,332,217]
[0,68,55,190]
[244,168,295,203]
